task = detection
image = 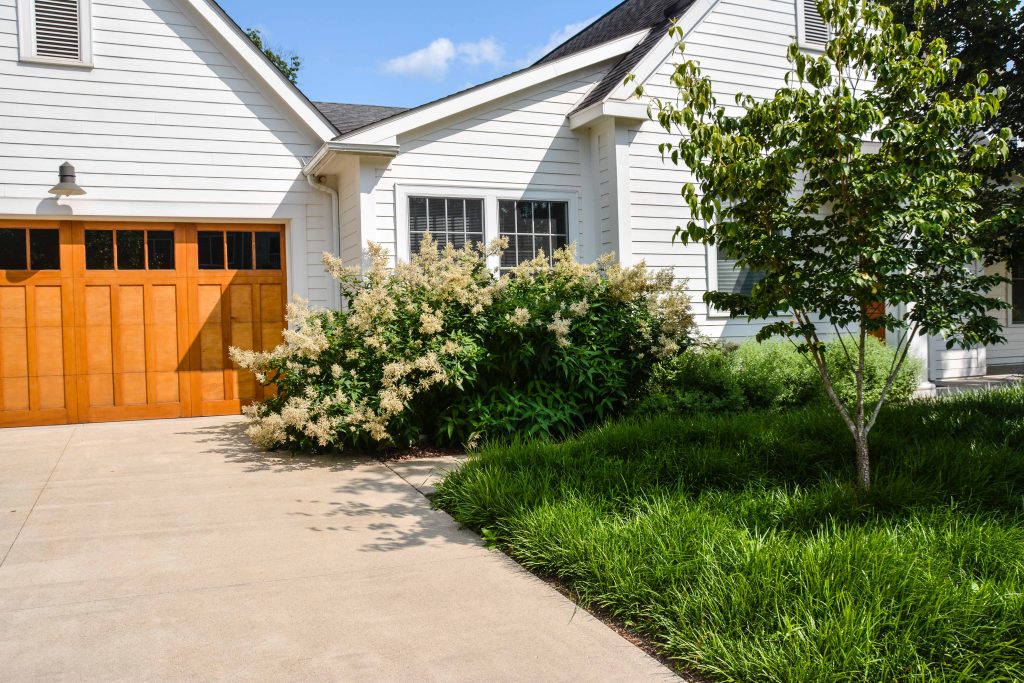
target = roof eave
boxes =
[304,141,401,177]
[569,100,650,130]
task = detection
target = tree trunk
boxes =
[854,430,871,492]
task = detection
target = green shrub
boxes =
[635,345,746,415]
[642,337,923,415]
[825,336,923,407]
[733,339,820,409]
[231,237,696,452]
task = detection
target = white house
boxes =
[1,0,1020,428]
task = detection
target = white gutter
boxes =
[305,172,341,309]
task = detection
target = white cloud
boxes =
[516,16,599,68]
[458,38,505,67]
[384,38,457,79]
[384,37,505,80]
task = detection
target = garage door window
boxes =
[0,227,60,271]
[86,228,176,271]
[199,230,281,271]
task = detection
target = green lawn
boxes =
[434,387,1024,682]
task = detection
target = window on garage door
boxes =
[84,228,176,271]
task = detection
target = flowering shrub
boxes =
[231,237,695,452]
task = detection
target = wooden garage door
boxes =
[0,221,286,428]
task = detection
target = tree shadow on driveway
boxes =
[181,419,483,555]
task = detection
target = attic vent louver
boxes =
[34,0,81,61]
[803,1,830,45]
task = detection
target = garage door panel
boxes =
[154,372,180,404]
[229,285,254,323]
[2,378,30,412]
[120,372,149,406]
[34,286,63,327]
[38,375,66,410]
[0,287,27,327]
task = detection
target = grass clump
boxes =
[434,387,1024,682]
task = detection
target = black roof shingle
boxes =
[548,0,697,115]
[313,101,409,137]
[534,0,689,66]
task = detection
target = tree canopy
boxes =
[246,28,301,85]
[886,0,1023,263]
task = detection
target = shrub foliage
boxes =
[231,237,695,451]
[639,338,922,415]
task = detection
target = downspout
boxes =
[305,172,341,310]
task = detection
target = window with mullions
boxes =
[408,197,484,255]
[197,231,281,271]
[85,229,175,271]
[0,227,61,271]
[498,200,569,272]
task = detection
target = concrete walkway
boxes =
[0,417,673,682]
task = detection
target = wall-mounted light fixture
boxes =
[48,162,86,197]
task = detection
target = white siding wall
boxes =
[0,0,332,305]
[371,64,611,263]
[627,0,803,341]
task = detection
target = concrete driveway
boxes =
[0,417,672,682]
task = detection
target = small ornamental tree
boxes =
[638,0,1012,491]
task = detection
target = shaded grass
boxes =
[434,387,1024,682]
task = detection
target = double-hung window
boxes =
[17,0,93,66]
[796,0,829,51]
[498,200,569,272]
[408,197,484,255]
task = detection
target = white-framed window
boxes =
[394,184,579,269]
[17,0,93,67]
[498,199,569,273]
[1012,256,1024,325]
[796,0,829,51]
[706,243,766,317]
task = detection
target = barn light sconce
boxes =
[49,162,87,197]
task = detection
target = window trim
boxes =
[705,243,731,319]
[706,242,774,319]
[394,183,580,270]
[1010,259,1024,326]
[795,0,828,53]
[17,0,94,68]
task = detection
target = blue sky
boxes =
[216,0,615,107]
